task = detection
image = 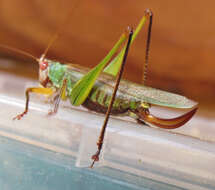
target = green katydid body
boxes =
[13,11,197,129]
[46,61,197,116]
[10,10,198,168]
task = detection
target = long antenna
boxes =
[0,44,38,61]
[143,9,153,85]
[0,1,82,64]
[42,0,81,59]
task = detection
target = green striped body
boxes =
[48,62,139,114]
[48,62,197,115]
[82,78,141,114]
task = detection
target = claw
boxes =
[13,111,27,120]
[137,106,198,129]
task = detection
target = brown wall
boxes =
[0,0,214,107]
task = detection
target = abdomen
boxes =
[82,81,140,115]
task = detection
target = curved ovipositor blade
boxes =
[138,106,198,129]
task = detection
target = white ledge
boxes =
[0,72,215,190]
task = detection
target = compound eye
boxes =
[39,61,48,70]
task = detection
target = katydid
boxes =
[0,9,197,167]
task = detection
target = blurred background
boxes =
[0,0,214,116]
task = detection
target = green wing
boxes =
[70,33,126,106]
[128,84,197,109]
[93,75,197,109]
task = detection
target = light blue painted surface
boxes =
[0,136,184,190]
